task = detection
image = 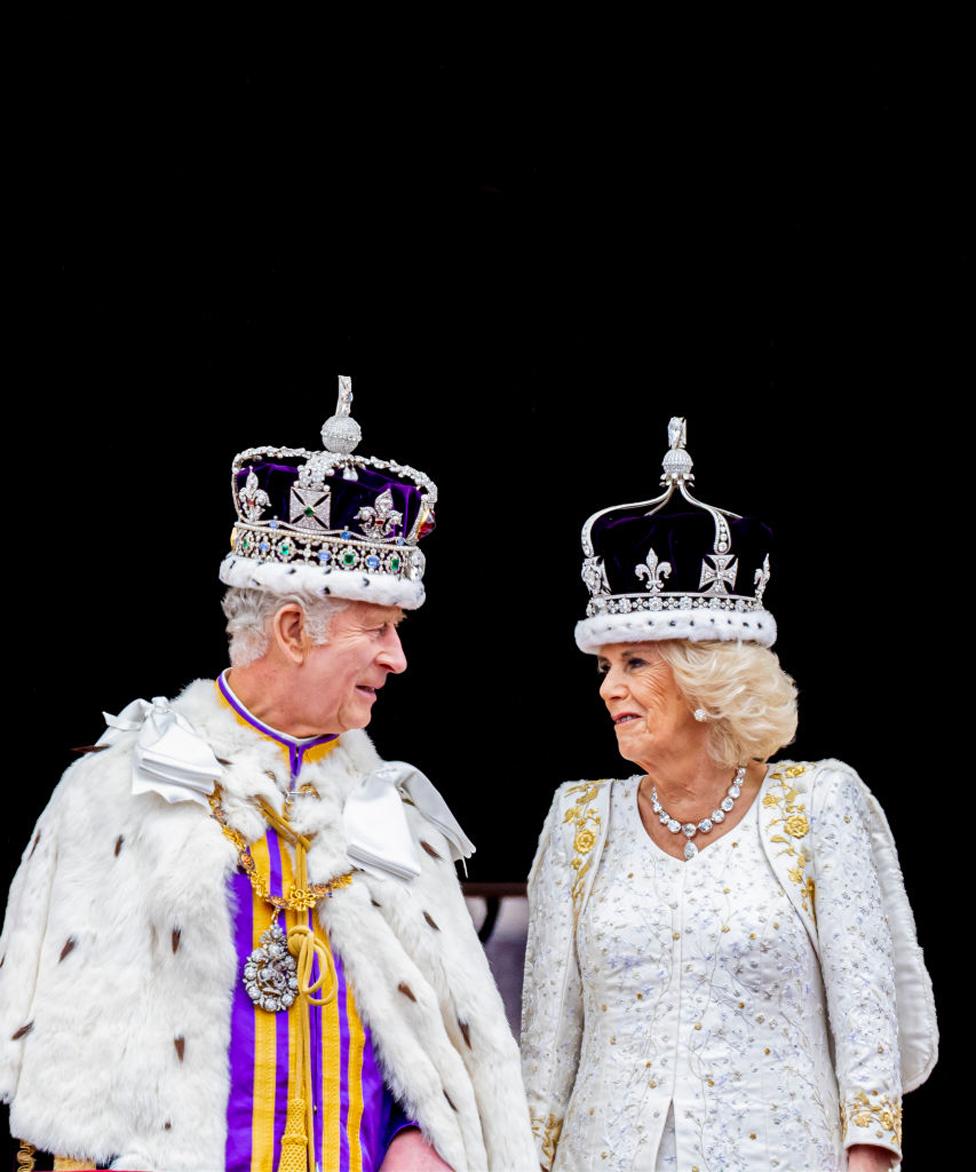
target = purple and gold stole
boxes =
[217,673,408,1172]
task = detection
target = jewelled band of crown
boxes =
[574,416,776,651]
[586,592,766,618]
[227,522,426,581]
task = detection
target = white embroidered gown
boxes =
[554,775,901,1172]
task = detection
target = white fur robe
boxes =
[0,679,535,1171]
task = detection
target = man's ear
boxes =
[270,603,309,665]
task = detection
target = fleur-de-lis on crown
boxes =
[356,488,402,539]
[239,468,270,521]
[754,553,771,602]
[581,555,611,597]
[635,545,672,593]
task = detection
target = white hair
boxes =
[220,586,351,668]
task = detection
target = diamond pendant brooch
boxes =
[243,918,299,1013]
[651,765,748,860]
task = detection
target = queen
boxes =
[520,418,936,1171]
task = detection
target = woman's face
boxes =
[596,642,701,767]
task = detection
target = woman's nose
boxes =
[599,670,626,702]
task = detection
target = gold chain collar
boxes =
[208,785,354,912]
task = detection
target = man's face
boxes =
[302,601,407,733]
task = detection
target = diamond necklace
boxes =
[649,764,748,860]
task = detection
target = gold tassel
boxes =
[273,808,340,1172]
[15,1142,36,1172]
[277,1095,311,1172]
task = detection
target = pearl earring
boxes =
[693,708,708,722]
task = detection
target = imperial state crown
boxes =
[219,376,436,608]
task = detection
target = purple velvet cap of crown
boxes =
[232,459,432,541]
[590,502,773,600]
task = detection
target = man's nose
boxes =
[378,628,408,675]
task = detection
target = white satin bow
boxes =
[344,761,475,883]
[96,697,225,807]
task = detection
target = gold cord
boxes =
[208,784,347,1172]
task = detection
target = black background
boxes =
[6,46,965,1166]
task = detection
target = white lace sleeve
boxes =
[521,786,585,1170]
[813,762,903,1161]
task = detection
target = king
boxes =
[0,378,534,1171]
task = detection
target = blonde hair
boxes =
[656,640,799,768]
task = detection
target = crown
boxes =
[574,417,776,652]
[219,376,437,609]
